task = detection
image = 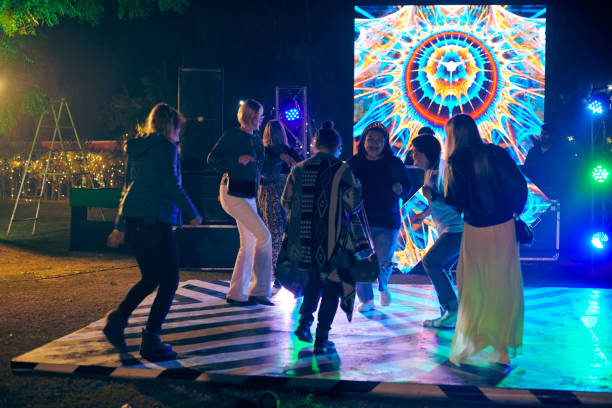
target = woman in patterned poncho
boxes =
[280,120,363,354]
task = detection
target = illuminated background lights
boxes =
[591,232,609,250]
[354,5,547,268]
[592,165,609,183]
[588,100,603,115]
[284,108,301,121]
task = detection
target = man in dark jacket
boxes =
[523,123,568,199]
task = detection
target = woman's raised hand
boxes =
[106,229,125,248]
[280,153,296,168]
[189,216,202,226]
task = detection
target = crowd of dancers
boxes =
[103,99,527,366]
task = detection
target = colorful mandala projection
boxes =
[354,5,548,269]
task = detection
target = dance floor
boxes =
[11,280,612,405]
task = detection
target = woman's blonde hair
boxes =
[444,114,483,160]
[237,99,263,129]
[141,103,185,142]
[262,120,288,147]
[443,114,493,210]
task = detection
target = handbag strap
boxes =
[355,203,375,252]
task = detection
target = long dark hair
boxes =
[356,121,393,157]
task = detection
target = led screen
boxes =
[354,5,548,268]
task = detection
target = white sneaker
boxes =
[379,288,391,307]
[358,300,375,312]
[423,309,457,329]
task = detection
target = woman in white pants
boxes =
[207,99,273,306]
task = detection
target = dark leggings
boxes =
[118,218,179,333]
[299,274,342,333]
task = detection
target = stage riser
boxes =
[520,201,560,261]
[175,227,239,269]
[181,173,232,224]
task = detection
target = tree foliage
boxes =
[0,0,189,133]
[0,0,188,36]
[106,69,172,137]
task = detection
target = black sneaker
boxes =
[294,326,313,343]
[314,339,335,355]
[248,296,275,306]
[226,297,255,306]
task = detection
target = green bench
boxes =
[69,188,121,251]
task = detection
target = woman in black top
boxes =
[348,122,411,311]
[256,120,301,285]
[207,99,274,306]
[443,114,527,365]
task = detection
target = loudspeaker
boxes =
[520,200,560,261]
[181,120,222,173]
[175,226,239,269]
[178,68,223,121]
[182,173,233,224]
[178,68,223,173]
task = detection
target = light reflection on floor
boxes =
[11,280,612,393]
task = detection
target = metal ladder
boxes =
[6,98,97,236]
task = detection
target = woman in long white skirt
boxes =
[442,114,527,365]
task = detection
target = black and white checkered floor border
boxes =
[11,361,611,406]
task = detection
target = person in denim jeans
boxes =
[348,122,412,311]
[410,134,463,328]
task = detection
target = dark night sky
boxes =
[28,0,612,150]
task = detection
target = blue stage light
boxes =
[588,100,603,115]
[587,92,609,115]
[284,108,301,121]
[591,232,609,249]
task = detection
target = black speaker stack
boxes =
[177,68,238,269]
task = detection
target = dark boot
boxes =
[140,328,176,359]
[248,295,275,306]
[294,320,313,343]
[103,310,127,352]
[313,327,335,354]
